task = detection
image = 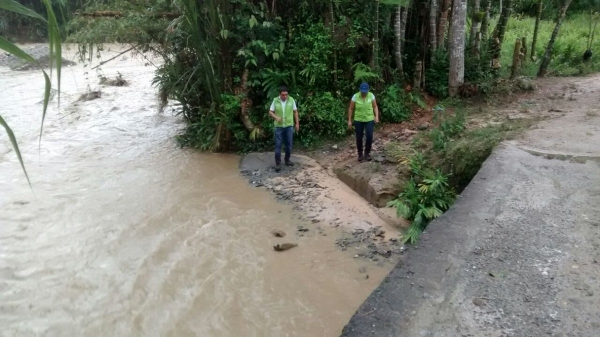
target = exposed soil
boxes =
[240,153,408,264]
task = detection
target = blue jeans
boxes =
[274,126,293,164]
[354,120,374,156]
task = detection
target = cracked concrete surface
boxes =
[341,75,600,337]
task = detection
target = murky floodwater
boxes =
[0,45,389,336]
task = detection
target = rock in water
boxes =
[273,243,298,251]
[270,229,286,237]
[78,91,101,101]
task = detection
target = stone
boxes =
[273,243,298,251]
[473,298,486,307]
[417,123,429,131]
[270,229,286,237]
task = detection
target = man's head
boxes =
[279,86,289,100]
[359,82,369,95]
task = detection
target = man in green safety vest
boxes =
[268,86,299,172]
[347,82,379,162]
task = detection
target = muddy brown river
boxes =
[0,45,390,336]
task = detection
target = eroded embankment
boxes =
[342,75,600,337]
[240,152,408,262]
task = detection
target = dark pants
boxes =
[274,126,293,164]
[354,120,374,156]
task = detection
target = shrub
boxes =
[388,168,455,244]
[379,84,411,123]
[296,92,346,147]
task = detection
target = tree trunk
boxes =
[530,0,543,61]
[437,0,450,49]
[480,0,491,39]
[490,0,513,66]
[510,38,522,78]
[373,0,380,71]
[538,0,573,77]
[413,60,423,91]
[521,36,527,65]
[394,5,405,79]
[238,68,255,132]
[470,0,481,52]
[429,0,438,53]
[449,0,467,97]
[499,0,502,17]
[401,5,408,51]
[330,0,338,87]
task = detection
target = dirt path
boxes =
[341,74,600,337]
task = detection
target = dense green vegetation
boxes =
[55,0,600,152]
[2,0,600,240]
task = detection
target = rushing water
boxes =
[0,45,389,336]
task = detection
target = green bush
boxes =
[388,167,455,244]
[430,108,466,150]
[425,49,449,98]
[296,92,347,147]
[379,84,411,123]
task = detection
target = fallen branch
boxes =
[76,11,180,18]
[91,47,135,70]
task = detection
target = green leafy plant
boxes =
[430,108,466,150]
[388,169,455,244]
[379,84,410,122]
[352,62,380,84]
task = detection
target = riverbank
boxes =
[1,44,395,336]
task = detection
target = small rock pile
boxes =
[336,227,406,262]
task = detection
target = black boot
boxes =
[365,153,372,162]
[358,153,364,162]
[285,160,294,166]
[275,162,281,172]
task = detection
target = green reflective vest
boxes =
[272,97,296,127]
[352,92,375,122]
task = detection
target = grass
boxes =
[500,13,600,77]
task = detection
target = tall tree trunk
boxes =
[238,68,255,132]
[538,0,573,77]
[394,5,405,79]
[449,0,467,97]
[373,0,380,71]
[490,0,513,66]
[429,0,438,53]
[470,0,481,53]
[437,0,450,49]
[401,5,408,51]
[480,0,491,40]
[530,0,543,61]
[499,0,502,17]
[330,0,338,88]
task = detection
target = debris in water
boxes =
[273,243,298,251]
[270,229,286,237]
[78,91,101,101]
[99,73,128,87]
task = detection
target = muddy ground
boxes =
[341,75,600,336]
[240,153,407,264]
